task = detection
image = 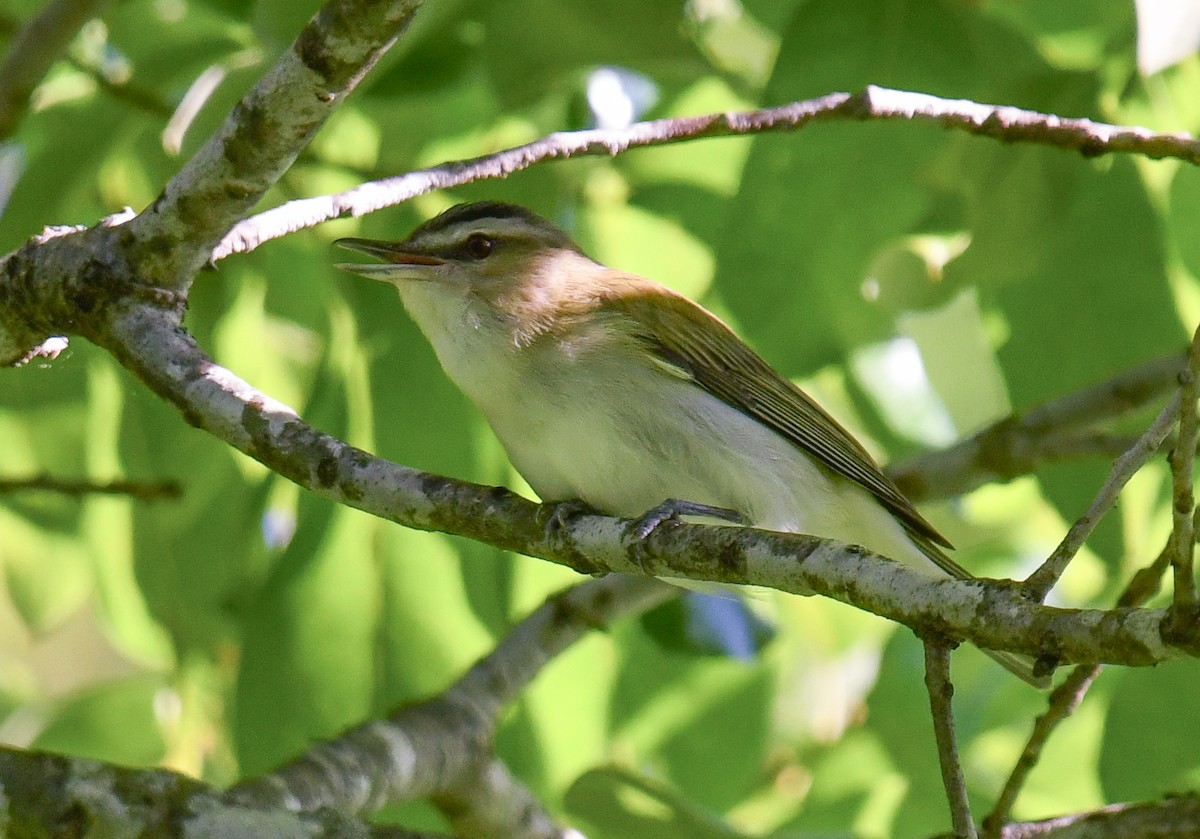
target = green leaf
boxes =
[105,0,249,90]
[32,675,166,767]
[1100,661,1200,800]
[121,379,264,655]
[0,98,139,252]
[479,1,705,108]
[565,766,749,839]
[234,499,379,777]
[774,730,897,836]
[1168,166,1200,280]
[1,507,91,632]
[497,630,615,794]
[866,630,1046,836]
[608,620,773,811]
[954,152,1182,562]
[251,0,323,48]
[373,526,496,709]
[717,0,1047,375]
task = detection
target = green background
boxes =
[1,0,1198,835]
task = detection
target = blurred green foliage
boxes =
[1,0,1199,835]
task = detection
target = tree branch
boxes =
[982,665,1102,839]
[78,302,1200,669]
[0,473,181,500]
[211,86,1200,262]
[923,638,977,839]
[1022,393,1181,601]
[0,747,448,838]
[891,350,1186,502]
[115,0,422,290]
[984,515,1182,836]
[997,795,1200,839]
[432,758,583,839]
[231,575,671,830]
[0,0,114,141]
[0,574,664,837]
[1167,325,1200,618]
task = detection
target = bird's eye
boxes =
[465,233,494,259]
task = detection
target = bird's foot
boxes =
[539,499,606,574]
[629,499,745,542]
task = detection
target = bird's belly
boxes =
[480,374,937,572]
[488,377,744,513]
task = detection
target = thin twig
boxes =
[923,638,977,839]
[983,523,1178,835]
[981,665,1101,839]
[210,87,1200,262]
[1168,325,1200,615]
[892,350,1186,502]
[0,474,181,501]
[1022,394,1180,601]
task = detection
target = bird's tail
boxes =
[983,648,1051,689]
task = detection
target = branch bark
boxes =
[997,795,1200,839]
[231,575,672,821]
[114,0,422,290]
[210,86,1200,262]
[923,638,978,839]
[0,577,668,836]
[0,748,446,838]
[76,301,1200,669]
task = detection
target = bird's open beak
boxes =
[334,238,447,282]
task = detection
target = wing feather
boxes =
[603,279,1054,685]
[605,279,961,568]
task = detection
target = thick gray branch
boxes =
[998,795,1200,838]
[433,758,582,839]
[87,302,1200,669]
[0,748,444,838]
[232,576,671,822]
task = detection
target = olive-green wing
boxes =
[608,280,958,563]
[609,282,1053,687]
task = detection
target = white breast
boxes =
[397,281,936,574]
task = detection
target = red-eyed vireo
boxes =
[336,201,1046,688]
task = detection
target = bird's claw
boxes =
[539,499,606,573]
[629,498,745,541]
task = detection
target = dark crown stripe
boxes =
[409,201,580,253]
[421,201,545,233]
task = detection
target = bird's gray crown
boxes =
[406,201,579,252]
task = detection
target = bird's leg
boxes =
[630,498,746,541]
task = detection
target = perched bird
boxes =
[336,201,1045,687]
